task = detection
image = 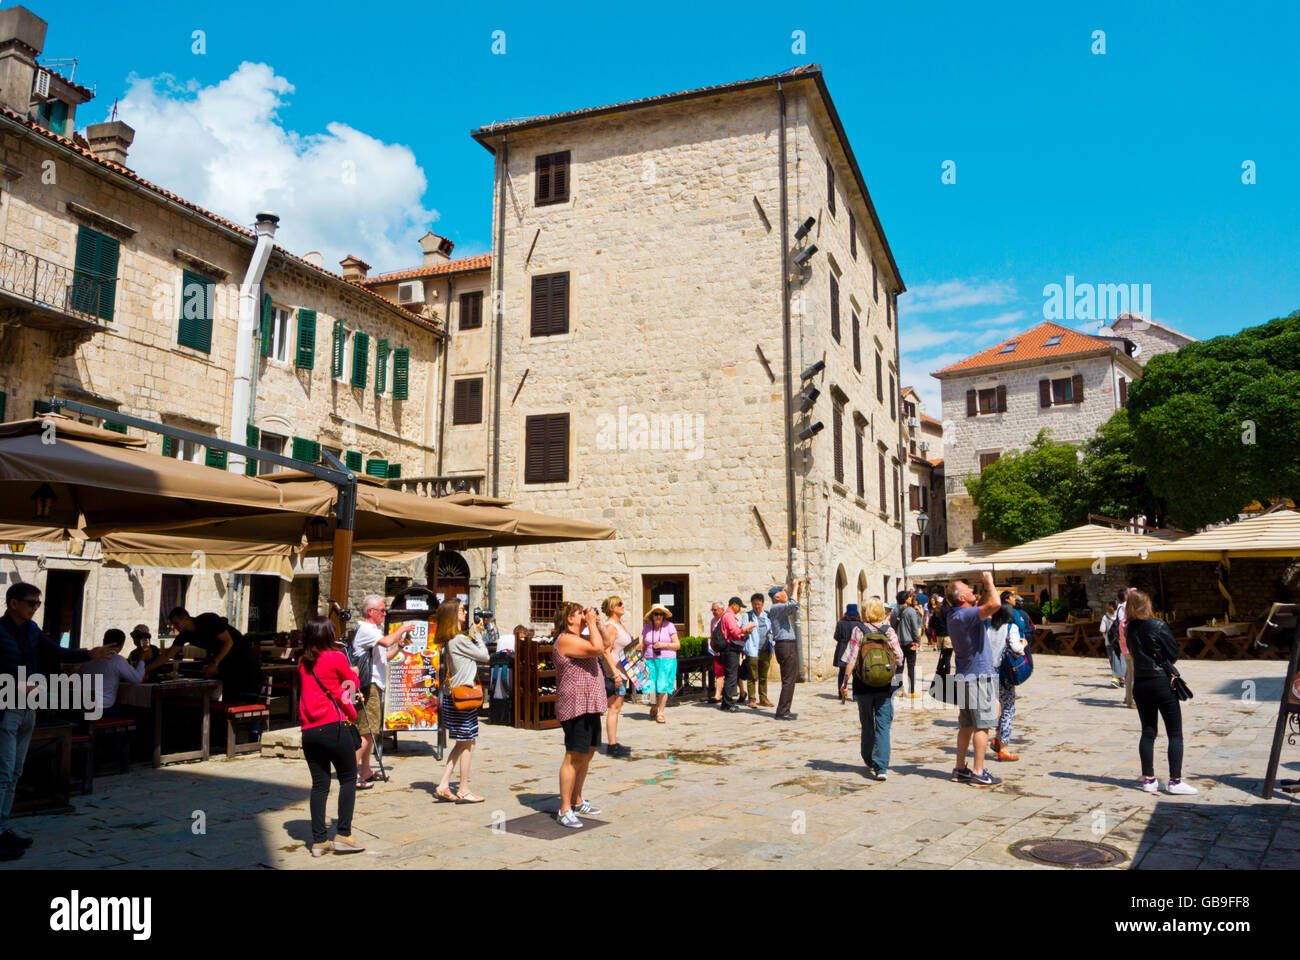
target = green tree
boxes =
[1127,314,1300,529]
[965,430,1084,545]
[1076,408,1167,527]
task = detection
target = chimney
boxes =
[339,254,370,281]
[0,6,46,116]
[85,120,135,166]
[419,230,454,266]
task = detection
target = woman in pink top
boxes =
[641,605,680,723]
[298,616,365,857]
[553,603,609,829]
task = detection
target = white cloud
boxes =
[903,279,1016,314]
[973,311,1026,328]
[115,62,438,273]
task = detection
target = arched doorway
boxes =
[427,550,470,605]
[835,565,848,618]
[857,570,868,610]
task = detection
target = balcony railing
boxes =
[0,241,114,325]
[945,472,974,496]
[389,474,484,499]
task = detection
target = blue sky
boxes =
[41,0,1299,412]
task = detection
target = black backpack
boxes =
[1106,616,1121,654]
[345,629,373,688]
[710,618,726,655]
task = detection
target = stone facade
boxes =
[900,386,945,562]
[1105,313,1196,367]
[474,75,906,678]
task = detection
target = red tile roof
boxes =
[931,321,1117,377]
[362,254,492,286]
[920,412,942,428]
[43,66,94,101]
[0,106,439,334]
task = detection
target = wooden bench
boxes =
[69,717,137,795]
[211,702,270,758]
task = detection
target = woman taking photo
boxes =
[600,596,636,758]
[1126,589,1196,795]
[641,605,680,722]
[554,603,609,828]
[298,616,365,856]
[433,599,490,803]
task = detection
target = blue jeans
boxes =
[856,689,894,773]
[0,709,37,833]
[1107,644,1126,679]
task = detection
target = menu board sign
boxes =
[383,619,440,731]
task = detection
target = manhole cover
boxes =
[1008,838,1128,868]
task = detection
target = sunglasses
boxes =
[17,598,41,608]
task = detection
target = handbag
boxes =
[308,660,362,749]
[1000,647,1034,686]
[1142,621,1192,701]
[450,684,484,711]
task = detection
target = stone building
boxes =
[1101,312,1196,367]
[468,65,907,677]
[900,385,946,561]
[0,5,441,644]
[934,320,1147,550]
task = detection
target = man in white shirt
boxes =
[352,595,414,786]
[79,629,150,718]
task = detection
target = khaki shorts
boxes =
[955,676,999,730]
[358,683,383,734]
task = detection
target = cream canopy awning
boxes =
[980,523,1173,570]
[908,540,1056,578]
[1136,510,1300,562]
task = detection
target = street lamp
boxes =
[916,511,929,535]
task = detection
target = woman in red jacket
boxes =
[298,616,366,857]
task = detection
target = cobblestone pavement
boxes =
[9,651,1300,870]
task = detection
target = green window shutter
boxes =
[375,339,389,394]
[205,447,227,470]
[179,269,213,353]
[392,348,410,400]
[331,321,345,378]
[162,436,174,458]
[351,332,370,388]
[260,294,273,357]
[386,462,402,479]
[296,310,316,369]
[365,458,389,478]
[245,424,261,476]
[71,226,118,321]
[103,421,127,434]
[0,391,6,422]
[291,437,321,464]
[345,450,363,471]
[33,400,53,416]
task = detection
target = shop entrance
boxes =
[641,574,690,635]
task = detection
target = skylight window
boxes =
[1045,334,1064,347]
[999,341,1019,354]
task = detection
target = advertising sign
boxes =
[383,618,440,731]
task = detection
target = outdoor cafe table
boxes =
[1185,622,1252,660]
[1032,622,1077,652]
[260,663,300,721]
[117,679,220,767]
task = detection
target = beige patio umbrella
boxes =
[980,523,1171,570]
[0,416,334,537]
[1135,510,1300,562]
[907,540,1055,578]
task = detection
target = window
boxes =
[159,575,190,635]
[909,439,917,455]
[162,435,203,464]
[871,258,878,302]
[392,349,410,400]
[878,451,887,513]
[911,534,922,558]
[459,291,484,331]
[889,376,896,420]
[979,452,1001,472]
[888,293,895,329]
[851,313,861,373]
[375,339,389,394]
[535,151,571,206]
[893,466,900,521]
[1052,377,1073,404]
[296,310,316,369]
[855,423,865,498]
[825,158,836,216]
[258,432,286,476]
[524,413,569,484]
[351,332,370,388]
[830,274,840,342]
[292,437,322,464]
[832,399,845,485]
[849,212,857,260]
[875,352,883,402]
[1045,334,1064,347]
[1040,375,1084,407]
[530,585,563,624]
[968,386,1007,416]
[365,458,390,478]
[909,484,921,509]
[452,378,484,425]
[531,272,570,337]
[178,269,215,352]
[70,226,119,321]
[345,450,363,472]
[904,400,917,420]
[37,99,68,135]
[263,304,291,362]
[1118,376,1128,405]
[999,341,1019,354]
[921,484,929,511]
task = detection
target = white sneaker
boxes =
[557,810,584,829]
[575,800,602,816]
[1166,779,1198,795]
[1141,778,1160,793]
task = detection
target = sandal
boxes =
[433,787,457,802]
[655,714,666,723]
[355,777,374,790]
[360,771,387,784]
[456,792,485,803]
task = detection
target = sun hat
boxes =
[645,604,672,623]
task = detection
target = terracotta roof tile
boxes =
[0,106,438,334]
[362,254,492,285]
[920,412,942,428]
[43,66,94,101]
[931,321,1116,377]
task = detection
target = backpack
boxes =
[854,626,898,687]
[345,628,373,689]
[709,618,726,655]
[1105,615,1121,654]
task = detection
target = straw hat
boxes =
[644,604,672,623]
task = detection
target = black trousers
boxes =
[774,640,798,716]
[1133,675,1184,780]
[302,722,358,844]
[722,643,744,708]
[900,645,917,693]
[937,646,953,674]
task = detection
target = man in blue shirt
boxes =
[945,571,1003,786]
[739,593,773,708]
[767,580,803,720]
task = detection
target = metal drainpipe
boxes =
[437,276,452,477]
[488,136,508,612]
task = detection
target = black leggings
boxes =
[900,646,917,693]
[936,645,952,674]
[1133,676,1184,780]
[302,722,358,844]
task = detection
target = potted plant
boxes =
[1041,598,1070,623]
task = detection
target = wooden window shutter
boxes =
[531,275,549,335]
[72,226,118,320]
[365,458,389,478]
[245,424,260,476]
[832,403,844,484]
[525,414,569,483]
[205,447,227,470]
[876,353,884,402]
[387,462,402,479]
[162,435,174,458]
[849,213,857,259]
[830,274,840,342]
[535,155,551,203]
[351,331,370,388]
[393,349,410,400]
[296,310,316,369]
[1119,377,1128,405]
[852,313,861,372]
[909,485,920,510]
[553,153,569,202]
[260,293,273,357]
[889,376,896,420]
[1072,373,1084,402]
[459,292,483,331]
[535,151,571,205]
[1039,379,1052,408]
[546,414,569,482]
[893,467,900,520]
[826,157,835,216]
[531,273,569,336]
[525,416,546,484]
[292,437,321,463]
[375,339,389,394]
[179,269,213,352]
[966,389,977,417]
[855,428,865,497]
[972,520,983,545]
[345,450,363,471]
[452,379,482,425]
[996,384,1007,412]
[103,421,127,434]
[331,321,345,378]
[878,453,887,512]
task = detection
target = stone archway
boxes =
[427,549,471,605]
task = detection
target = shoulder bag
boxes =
[308,655,362,749]
[446,638,484,711]
[1147,624,1192,701]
